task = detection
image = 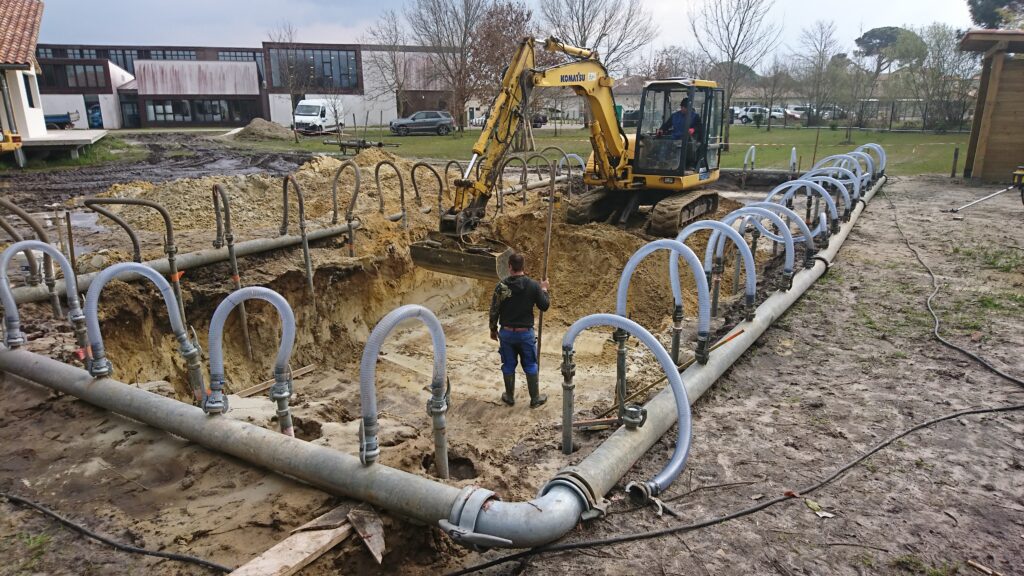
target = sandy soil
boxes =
[1,169,1022,576]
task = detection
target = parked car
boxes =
[292,99,343,134]
[531,113,548,128]
[738,106,777,123]
[622,109,641,128]
[389,110,455,135]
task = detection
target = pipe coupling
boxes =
[622,404,647,429]
[426,381,448,416]
[694,332,710,365]
[744,295,756,321]
[359,419,380,465]
[671,304,684,326]
[783,270,795,291]
[439,486,512,550]
[89,355,113,378]
[165,244,178,256]
[830,218,841,234]
[560,348,576,381]
[625,480,658,503]
[4,320,24,348]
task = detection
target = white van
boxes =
[293,99,343,134]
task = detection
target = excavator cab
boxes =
[633,80,723,178]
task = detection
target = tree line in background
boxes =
[275,0,1024,142]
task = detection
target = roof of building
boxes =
[0,0,43,69]
[960,29,1024,53]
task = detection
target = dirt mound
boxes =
[232,117,293,141]
[94,150,442,249]
[490,197,745,329]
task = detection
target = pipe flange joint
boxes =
[625,480,659,503]
[694,333,710,365]
[204,383,229,414]
[269,378,292,401]
[426,387,448,416]
[560,348,576,380]
[622,404,647,429]
[440,486,511,550]
[67,309,85,325]
[612,328,628,344]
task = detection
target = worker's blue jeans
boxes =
[498,328,539,376]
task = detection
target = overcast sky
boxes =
[39,0,974,54]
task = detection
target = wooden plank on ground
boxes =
[231,505,353,576]
[237,364,317,398]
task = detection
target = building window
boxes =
[107,49,138,74]
[36,47,53,59]
[64,64,107,89]
[67,48,98,59]
[144,98,259,125]
[22,74,36,108]
[268,48,359,91]
[218,50,265,79]
[150,50,196,61]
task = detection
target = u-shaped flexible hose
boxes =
[84,203,142,262]
[496,156,529,212]
[0,218,42,287]
[84,262,205,405]
[616,239,711,365]
[675,221,757,320]
[211,184,253,360]
[412,162,442,217]
[847,150,875,187]
[714,207,795,278]
[765,179,840,235]
[208,287,296,425]
[0,240,88,351]
[280,174,315,299]
[331,159,361,227]
[561,313,692,500]
[358,304,450,479]
[0,198,63,318]
[856,143,887,175]
[803,167,861,202]
[801,175,852,221]
[374,160,407,227]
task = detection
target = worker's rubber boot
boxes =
[527,373,547,408]
[501,374,515,406]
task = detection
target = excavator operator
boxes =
[660,98,701,142]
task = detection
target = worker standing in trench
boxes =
[489,252,550,407]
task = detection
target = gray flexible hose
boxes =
[744,202,818,250]
[562,313,692,498]
[802,167,861,202]
[0,240,84,347]
[713,208,795,275]
[359,304,447,465]
[801,174,852,219]
[207,286,296,427]
[856,143,887,175]
[675,222,757,306]
[84,263,193,379]
[615,239,710,336]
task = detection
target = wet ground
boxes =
[0,133,305,212]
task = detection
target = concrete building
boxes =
[36,41,454,129]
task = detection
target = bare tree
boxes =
[267,21,311,143]
[689,0,780,149]
[540,0,658,75]
[407,0,492,133]
[900,24,980,131]
[792,20,842,126]
[637,45,711,80]
[362,10,414,117]
[757,57,790,132]
[831,52,872,141]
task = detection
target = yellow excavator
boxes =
[410,36,725,280]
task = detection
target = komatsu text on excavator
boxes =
[410,36,725,280]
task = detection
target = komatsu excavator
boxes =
[410,36,725,280]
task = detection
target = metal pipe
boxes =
[0,241,87,351]
[83,203,142,262]
[64,211,77,272]
[80,198,186,327]
[0,198,61,317]
[280,174,315,301]
[0,174,888,550]
[208,287,296,426]
[0,217,41,286]
[11,222,361,305]
[211,185,253,360]
[83,262,204,405]
[358,305,449,479]
[524,153,557,366]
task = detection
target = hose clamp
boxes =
[358,419,379,465]
[439,486,511,550]
[542,468,607,521]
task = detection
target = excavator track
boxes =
[647,190,720,237]
[566,188,619,224]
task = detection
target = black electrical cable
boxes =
[447,183,1024,576]
[0,492,232,573]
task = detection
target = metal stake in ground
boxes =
[212,185,253,360]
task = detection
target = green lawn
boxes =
[232,124,968,175]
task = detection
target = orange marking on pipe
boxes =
[170,271,185,281]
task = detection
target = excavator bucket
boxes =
[410,231,513,281]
